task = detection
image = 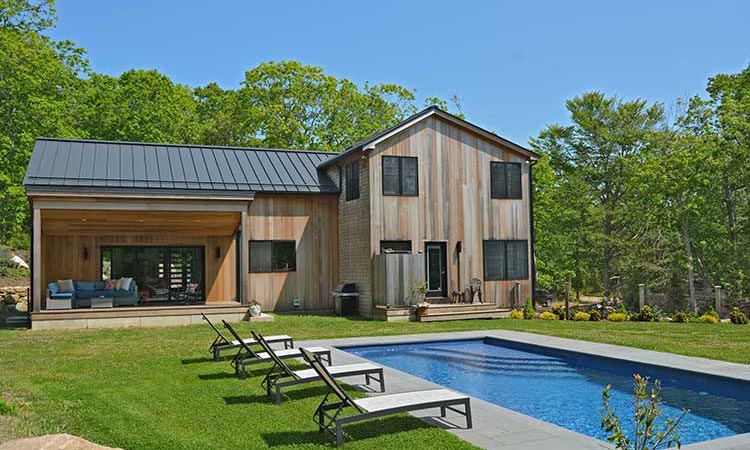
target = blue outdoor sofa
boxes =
[47,280,139,308]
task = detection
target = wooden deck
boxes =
[31,302,255,330]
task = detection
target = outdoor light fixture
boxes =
[83,246,89,260]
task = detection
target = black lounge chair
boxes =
[201,313,293,361]
[251,331,384,404]
[222,320,331,379]
[299,347,472,447]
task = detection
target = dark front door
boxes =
[425,242,448,298]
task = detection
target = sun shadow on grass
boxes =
[181,356,232,365]
[261,416,431,447]
[223,385,330,405]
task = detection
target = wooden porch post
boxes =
[239,207,249,305]
[32,206,42,312]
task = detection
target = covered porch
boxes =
[30,197,252,328]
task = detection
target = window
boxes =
[380,240,412,254]
[382,156,418,196]
[249,240,296,273]
[483,240,528,280]
[345,160,360,200]
[490,162,522,199]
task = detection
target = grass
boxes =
[1,314,749,449]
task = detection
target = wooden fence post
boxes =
[638,284,645,311]
[564,281,571,320]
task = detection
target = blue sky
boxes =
[50,1,750,145]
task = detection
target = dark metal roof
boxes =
[318,106,539,168]
[23,138,340,197]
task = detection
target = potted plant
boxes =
[415,301,430,317]
[249,299,262,317]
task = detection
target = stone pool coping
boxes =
[296,330,750,450]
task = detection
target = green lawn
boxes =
[0,315,748,449]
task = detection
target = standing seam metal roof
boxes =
[23,138,340,196]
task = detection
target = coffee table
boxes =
[91,297,113,308]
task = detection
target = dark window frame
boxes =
[490,162,523,200]
[382,155,418,197]
[483,239,529,281]
[249,240,297,273]
[380,240,412,254]
[345,160,360,201]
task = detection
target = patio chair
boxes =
[222,320,331,379]
[299,347,472,448]
[201,313,293,361]
[251,331,384,404]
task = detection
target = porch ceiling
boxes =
[41,209,240,236]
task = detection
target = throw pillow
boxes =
[104,279,117,291]
[120,277,133,291]
[186,283,198,294]
[48,282,59,294]
[114,278,122,290]
[57,279,74,293]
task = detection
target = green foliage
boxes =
[601,374,687,450]
[0,259,29,279]
[0,397,14,415]
[607,313,628,322]
[637,305,655,322]
[672,312,689,323]
[704,308,719,319]
[699,314,718,324]
[589,309,602,321]
[573,311,590,321]
[616,303,629,316]
[550,304,566,320]
[729,307,748,325]
[539,311,558,320]
[509,309,524,320]
[523,297,535,320]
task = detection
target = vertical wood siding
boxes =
[247,194,339,311]
[368,116,532,307]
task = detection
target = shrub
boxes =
[539,311,558,320]
[589,309,602,321]
[602,374,687,450]
[608,312,628,322]
[551,304,566,320]
[701,307,719,319]
[523,298,535,320]
[637,305,655,322]
[729,307,748,325]
[672,312,689,323]
[0,398,13,416]
[615,303,628,316]
[509,309,524,320]
[699,314,718,324]
[573,311,590,321]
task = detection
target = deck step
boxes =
[417,308,509,322]
[426,303,500,313]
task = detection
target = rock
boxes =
[14,301,27,313]
[0,434,121,450]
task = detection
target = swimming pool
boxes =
[342,338,750,445]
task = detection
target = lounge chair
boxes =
[300,347,472,448]
[201,313,293,361]
[251,331,384,404]
[222,320,331,379]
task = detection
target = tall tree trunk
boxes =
[603,211,613,298]
[723,172,741,297]
[682,215,697,314]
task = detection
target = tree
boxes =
[533,92,664,297]
[0,0,87,246]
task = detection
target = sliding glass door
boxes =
[101,246,205,303]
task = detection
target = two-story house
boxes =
[23,106,538,329]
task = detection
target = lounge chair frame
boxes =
[222,321,331,379]
[300,348,472,447]
[251,331,384,404]
[201,313,293,361]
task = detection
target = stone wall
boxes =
[1,286,28,304]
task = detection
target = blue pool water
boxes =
[343,338,750,445]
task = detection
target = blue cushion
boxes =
[75,291,96,299]
[111,290,133,297]
[75,281,98,291]
[48,282,59,294]
[49,292,73,299]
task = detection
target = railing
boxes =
[372,253,425,308]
